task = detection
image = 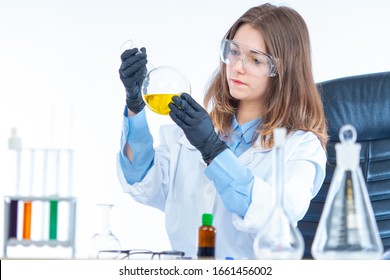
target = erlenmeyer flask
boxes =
[311,125,383,259]
[88,204,121,259]
[253,128,304,259]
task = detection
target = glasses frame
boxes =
[97,249,185,260]
[220,38,278,77]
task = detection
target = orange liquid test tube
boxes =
[23,201,32,240]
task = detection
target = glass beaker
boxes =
[88,203,121,259]
[311,125,384,259]
[253,128,304,259]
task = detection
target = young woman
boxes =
[117,3,328,259]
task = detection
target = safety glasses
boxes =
[220,39,278,77]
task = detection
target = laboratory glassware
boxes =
[383,250,390,260]
[3,196,77,258]
[49,150,61,240]
[23,149,35,240]
[8,128,34,241]
[141,65,191,115]
[119,39,155,71]
[49,200,58,240]
[120,39,191,115]
[253,128,304,259]
[197,213,216,259]
[4,123,77,257]
[311,125,384,259]
[8,200,18,239]
[7,128,22,239]
[88,203,121,259]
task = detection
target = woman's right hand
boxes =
[119,47,148,114]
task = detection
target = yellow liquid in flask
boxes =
[143,93,180,115]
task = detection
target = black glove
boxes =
[168,93,228,163]
[119,47,148,114]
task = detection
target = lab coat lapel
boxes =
[177,134,197,150]
[177,134,217,213]
[239,145,271,165]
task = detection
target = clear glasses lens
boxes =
[220,39,277,77]
[97,250,122,259]
[98,249,185,260]
[151,250,185,260]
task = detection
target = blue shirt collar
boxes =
[231,116,261,144]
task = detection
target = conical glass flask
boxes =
[311,125,383,259]
[88,204,121,259]
[253,128,304,259]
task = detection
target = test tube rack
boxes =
[5,127,77,258]
[3,195,77,258]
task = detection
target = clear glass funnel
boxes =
[311,125,384,259]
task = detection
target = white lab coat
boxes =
[117,124,326,259]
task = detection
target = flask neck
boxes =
[336,142,361,169]
[96,204,114,234]
[273,145,284,207]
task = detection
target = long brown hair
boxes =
[204,3,328,149]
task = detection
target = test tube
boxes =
[8,149,20,239]
[22,149,35,240]
[68,150,74,196]
[22,201,32,240]
[41,149,48,241]
[49,200,58,240]
[8,200,18,239]
[8,128,22,239]
[49,149,60,240]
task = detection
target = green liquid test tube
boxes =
[49,200,58,240]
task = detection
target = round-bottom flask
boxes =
[119,39,191,116]
[141,66,191,115]
[88,204,121,259]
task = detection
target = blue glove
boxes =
[168,93,228,164]
[119,47,147,114]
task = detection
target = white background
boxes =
[1,0,389,259]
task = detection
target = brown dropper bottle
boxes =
[197,213,216,259]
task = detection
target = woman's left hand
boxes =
[169,93,227,163]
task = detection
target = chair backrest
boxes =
[297,71,390,258]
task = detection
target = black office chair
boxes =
[297,71,390,258]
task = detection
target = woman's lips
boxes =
[230,78,246,86]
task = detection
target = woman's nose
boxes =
[232,57,246,74]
